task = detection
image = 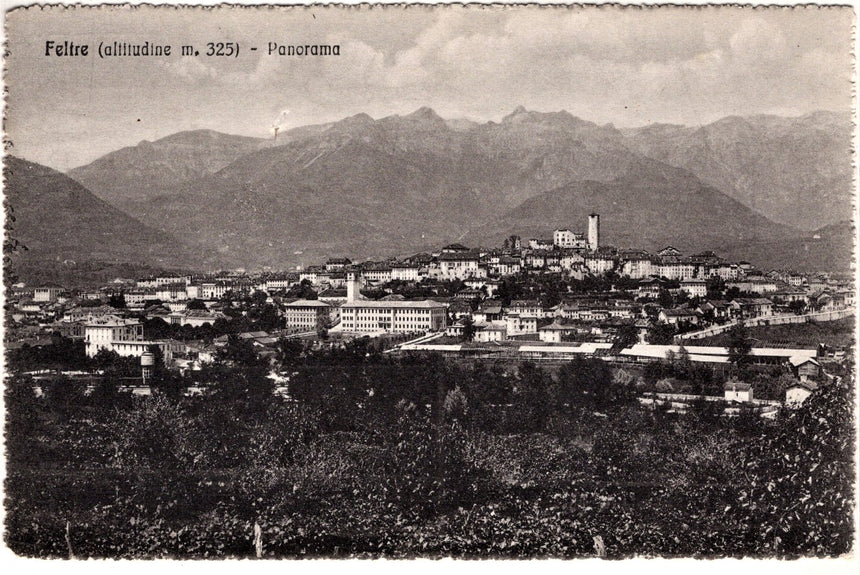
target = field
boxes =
[695,318,855,349]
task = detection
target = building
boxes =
[84,315,144,356]
[340,273,447,334]
[680,279,708,299]
[284,300,336,330]
[786,380,817,406]
[34,285,63,303]
[724,381,753,402]
[538,321,578,343]
[789,356,821,382]
[339,300,447,333]
[528,238,554,251]
[474,320,508,342]
[553,228,587,249]
[391,263,420,282]
[437,252,481,280]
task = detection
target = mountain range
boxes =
[6,107,854,278]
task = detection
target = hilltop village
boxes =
[6,214,854,410]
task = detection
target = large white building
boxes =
[84,314,180,362]
[84,315,144,356]
[340,273,447,333]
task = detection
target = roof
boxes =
[284,299,331,308]
[341,299,447,310]
[787,380,818,392]
[789,355,820,367]
[438,252,479,261]
[519,343,613,354]
[539,321,576,331]
[620,344,817,363]
[724,381,752,391]
[85,314,140,328]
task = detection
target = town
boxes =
[6,213,854,413]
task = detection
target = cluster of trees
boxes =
[5,337,853,558]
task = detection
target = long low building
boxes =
[619,344,817,365]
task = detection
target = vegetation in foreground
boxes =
[4,340,855,558]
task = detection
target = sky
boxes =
[3,4,855,171]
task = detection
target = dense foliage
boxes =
[4,344,854,558]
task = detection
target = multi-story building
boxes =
[437,252,481,280]
[553,229,587,249]
[339,273,447,334]
[339,300,447,333]
[284,299,336,330]
[84,315,144,356]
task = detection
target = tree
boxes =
[511,362,553,432]
[461,316,477,342]
[557,357,627,410]
[613,323,639,349]
[726,322,752,368]
[788,300,806,315]
[108,293,126,309]
[647,323,676,345]
[658,288,674,309]
[186,298,207,310]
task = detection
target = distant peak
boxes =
[406,106,444,122]
[512,105,528,115]
[340,112,375,125]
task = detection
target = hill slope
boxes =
[467,169,795,253]
[67,130,271,214]
[3,156,222,278]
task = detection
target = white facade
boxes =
[84,315,144,357]
[391,265,420,282]
[34,287,63,303]
[620,258,653,279]
[585,255,615,275]
[680,279,708,298]
[339,300,447,333]
[284,299,334,330]
[553,229,587,249]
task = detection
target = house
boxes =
[584,253,616,275]
[680,279,708,299]
[659,308,700,325]
[474,320,508,342]
[391,263,420,282]
[619,251,653,279]
[553,228,587,249]
[789,356,821,382]
[325,257,352,272]
[785,380,818,406]
[724,381,754,403]
[538,321,578,343]
[734,297,774,318]
[509,299,544,318]
[440,243,470,254]
[437,252,481,280]
[84,315,144,357]
[505,313,538,335]
[528,238,554,251]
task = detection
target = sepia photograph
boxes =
[1,1,856,563]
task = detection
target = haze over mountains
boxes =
[8,107,853,277]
